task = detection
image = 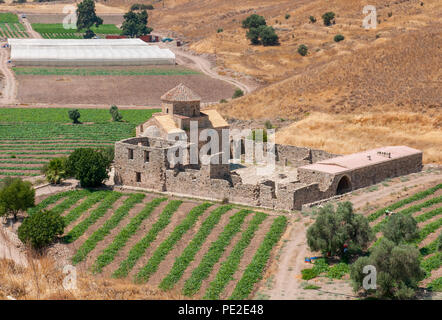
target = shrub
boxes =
[247,25,279,46]
[219,99,227,103]
[334,34,345,42]
[42,157,68,184]
[246,26,262,45]
[259,26,279,46]
[109,105,123,122]
[97,146,115,167]
[301,268,319,280]
[298,44,308,56]
[217,28,223,33]
[66,148,110,187]
[382,213,419,244]
[232,89,244,99]
[68,109,81,124]
[309,16,317,23]
[131,3,154,10]
[322,12,335,26]
[306,202,373,257]
[264,120,273,129]
[0,178,35,221]
[18,209,65,249]
[285,14,291,20]
[242,14,266,29]
[350,239,425,299]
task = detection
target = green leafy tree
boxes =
[121,10,153,38]
[259,26,279,46]
[18,210,65,249]
[246,26,262,45]
[110,105,123,122]
[68,109,81,124]
[66,148,109,187]
[382,213,419,244]
[350,239,425,299]
[97,146,115,167]
[334,34,345,42]
[298,44,308,56]
[0,178,35,222]
[242,14,267,29]
[76,0,103,38]
[42,157,68,184]
[306,202,373,257]
[322,12,336,26]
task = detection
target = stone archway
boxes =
[337,175,352,195]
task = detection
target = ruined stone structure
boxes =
[114,84,423,211]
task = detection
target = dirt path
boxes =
[156,41,256,95]
[20,16,42,39]
[0,46,17,105]
[347,172,442,212]
[266,217,309,299]
[0,226,27,267]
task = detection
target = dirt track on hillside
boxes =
[0,47,17,105]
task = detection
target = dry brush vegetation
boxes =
[116,0,442,163]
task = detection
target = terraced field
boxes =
[0,13,29,39]
[0,108,159,179]
[33,190,287,299]
[31,23,121,39]
[0,23,29,39]
[367,183,442,291]
[300,183,442,293]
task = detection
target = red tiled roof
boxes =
[161,83,201,102]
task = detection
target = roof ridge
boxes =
[161,83,201,102]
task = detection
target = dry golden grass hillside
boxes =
[0,256,184,300]
[125,0,441,163]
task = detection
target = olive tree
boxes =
[0,178,35,222]
[66,148,110,187]
[306,202,373,257]
[382,213,419,244]
[350,238,424,299]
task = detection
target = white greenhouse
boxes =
[8,39,176,66]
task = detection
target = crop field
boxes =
[0,13,28,38]
[302,183,442,292]
[368,183,442,291]
[16,66,236,105]
[31,190,287,299]
[13,68,200,76]
[31,23,121,38]
[0,13,18,24]
[0,108,159,179]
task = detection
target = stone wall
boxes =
[114,137,423,212]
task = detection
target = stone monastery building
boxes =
[114,84,423,211]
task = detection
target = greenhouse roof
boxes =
[8,38,176,66]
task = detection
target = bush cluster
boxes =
[242,14,279,46]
